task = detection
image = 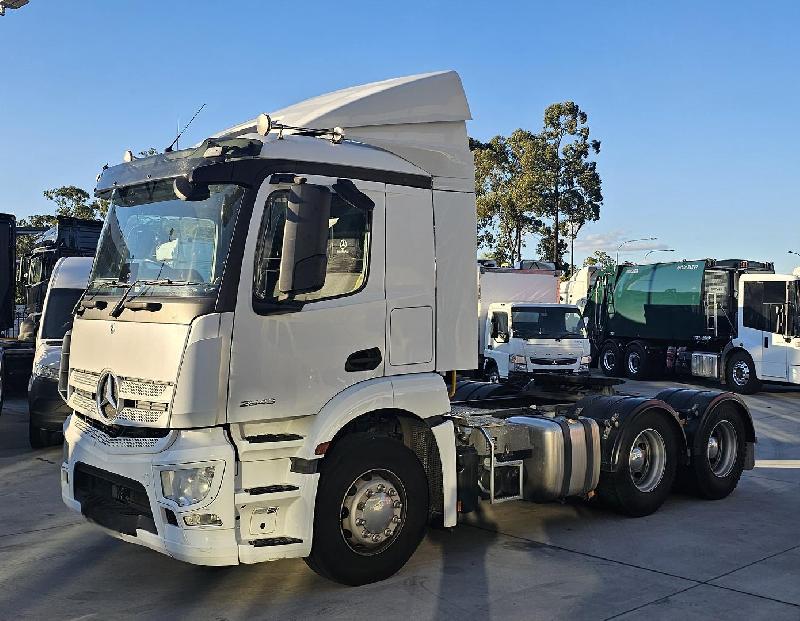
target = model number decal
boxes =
[677,264,699,270]
[240,398,276,407]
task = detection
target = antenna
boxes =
[164,103,206,153]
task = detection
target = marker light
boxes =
[256,113,272,136]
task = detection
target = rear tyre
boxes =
[726,352,760,394]
[624,342,650,380]
[305,433,429,586]
[599,342,623,377]
[682,403,747,500]
[596,409,679,517]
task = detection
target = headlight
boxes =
[160,466,216,507]
[580,355,592,365]
[509,354,527,365]
[33,362,59,380]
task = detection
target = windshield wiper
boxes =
[109,279,202,317]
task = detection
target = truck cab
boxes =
[28,256,93,447]
[725,272,800,391]
[483,302,590,382]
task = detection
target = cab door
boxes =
[226,175,386,423]
[745,279,790,380]
[485,309,511,378]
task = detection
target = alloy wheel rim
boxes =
[628,428,667,492]
[732,361,750,386]
[340,468,407,556]
[707,420,738,477]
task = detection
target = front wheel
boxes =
[29,420,62,449]
[596,409,679,517]
[305,433,429,586]
[485,361,502,384]
[726,352,760,394]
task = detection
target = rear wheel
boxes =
[596,409,679,517]
[624,342,650,380]
[682,404,746,499]
[599,342,623,377]
[305,433,429,585]
[726,352,760,394]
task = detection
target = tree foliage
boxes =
[472,101,603,269]
[583,250,615,275]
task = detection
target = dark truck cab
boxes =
[0,215,101,411]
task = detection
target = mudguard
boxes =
[574,394,688,472]
[655,388,756,470]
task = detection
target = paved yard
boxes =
[0,378,799,620]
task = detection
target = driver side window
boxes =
[252,188,371,306]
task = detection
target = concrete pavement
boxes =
[0,378,798,620]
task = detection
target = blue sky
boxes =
[1,1,798,271]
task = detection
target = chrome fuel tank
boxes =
[507,415,601,501]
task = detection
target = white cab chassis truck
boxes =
[60,72,756,585]
[478,266,591,382]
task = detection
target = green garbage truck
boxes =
[585,258,798,393]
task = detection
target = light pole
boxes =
[645,248,675,261]
[617,237,657,266]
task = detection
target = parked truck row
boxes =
[53,72,756,585]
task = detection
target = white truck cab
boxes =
[483,302,590,382]
[723,271,800,391]
[59,72,756,586]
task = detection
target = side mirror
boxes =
[498,331,510,343]
[279,182,331,294]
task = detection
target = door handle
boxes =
[345,347,382,372]
[764,337,769,348]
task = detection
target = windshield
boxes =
[88,180,244,297]
[41,288,84,340]
[511,307,586,339]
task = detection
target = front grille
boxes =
[73,413,168,450]
[119,378,171,401]
[530,357,578,366]
[73,462,156,536]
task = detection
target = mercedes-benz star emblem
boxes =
[96,371,121,420]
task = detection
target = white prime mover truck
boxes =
[60,71,755,586]
[478,266,590,382]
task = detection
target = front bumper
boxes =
[29,376,71,430]
[61,415,239,566]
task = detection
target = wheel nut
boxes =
[393,500,401,508]
[365,489,374,498]
[357,501,365,510]
[372,534,380,542]
[362,530,370,538]
[384,528,393,537]
[355,518,365,526]
[392,515,401,523]
[388,488,396,497]
[376,484,385,492]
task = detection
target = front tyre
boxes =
[726,352,761,394]
[305,433,429,586]
[683,403,746,499]
[596,409,679,517]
